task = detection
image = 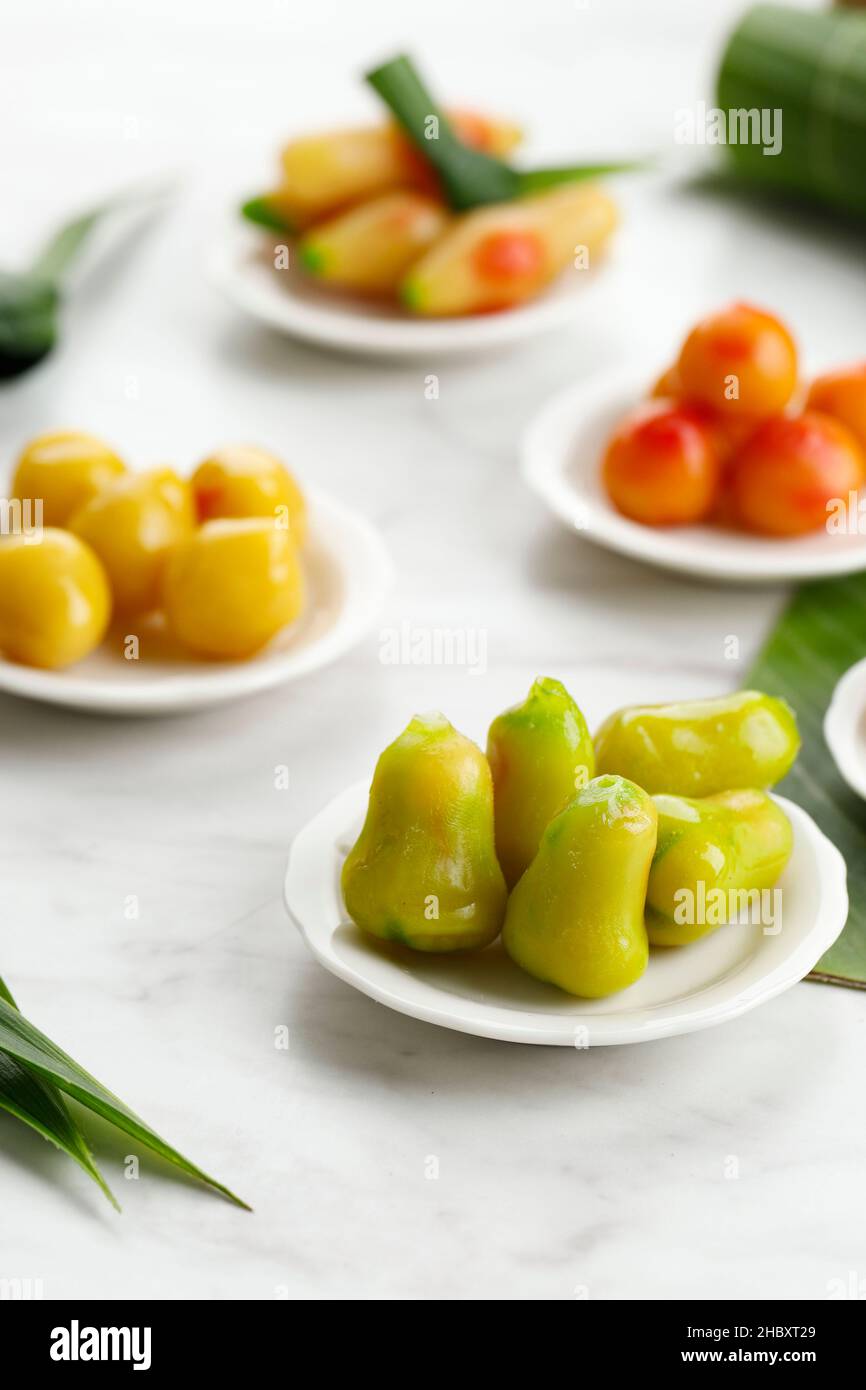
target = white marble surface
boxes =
[2,0,865,1300]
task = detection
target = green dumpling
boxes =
[594,690,799,797]
[487,676,594,888]
[647,788,793,945]
[504,775,656,998]
[342,713,507,952]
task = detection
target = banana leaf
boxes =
[717,4,866,221]
[747,573,866,986]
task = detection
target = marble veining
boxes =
[1,0,864,1300]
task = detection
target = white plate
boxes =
[0,492,392,716]
[208,226,612,359]
[522,364,866,584]
[825,657,866,801]
[284,782,847,1046]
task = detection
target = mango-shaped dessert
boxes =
[299,192,449,294]
[12,429,125,527]
[69,468,194,615]
[486,676,594,888]
[504,775,656,997]
[594,691,799,797]
[342,714,507,952]
[273,114,522,226]
[191,445,307,543]
[401,183,617,316]
[646,789,793,946]
[163,519,304,659]
[0,529,111,669]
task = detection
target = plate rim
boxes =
[824,655,866,801]
[207,225,612,358]
[283,780,849,1046]
[0,490,393,715]
[521,363,866,585]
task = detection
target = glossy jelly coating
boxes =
[12,429,126,527]
[191,446,307,544]
[806,364,866,456]
[163,518,304,659]
[503,774,656,998]
[69,468,194,615]
[594,691,800,796]
[603,400,721,525]
[730,411,864,537]
[646,788,793,945]
[0,529,111,669]
[676,302,798,418]
[487,676,594,888]
[341,713,507,952]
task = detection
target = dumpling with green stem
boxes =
[400,182,618,316]
[298,192,449,295]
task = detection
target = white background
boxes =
[2,0,865,1300]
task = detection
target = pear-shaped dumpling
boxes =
[487,676,594,888]
[504,775,656,997]
[342,713,507,952]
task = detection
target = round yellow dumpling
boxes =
[163,518,305,659]
[68,468,194,616]
[12,430,126,527]
[191,445,307,544]
[0,529,111,669]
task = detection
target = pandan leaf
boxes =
[0,270,59,378]
[0,179,175,379]
[0,994,249,1209]
[516,159,650,195]
[366,54,520,210]
[366,54,646,212]
[747,572,866,986]
[0,1053,119,1209]
[0,976,117,1207]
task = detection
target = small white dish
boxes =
[284,782,847,1046]
[522,364,866,584]
[208,226,612,359]
[0,492,392,716]
[825,658,866,801]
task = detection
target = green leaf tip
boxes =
[240,195,295,235]
[516,158,652,196]
[0,992,249,1212]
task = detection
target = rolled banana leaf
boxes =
[716,3,866,219]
